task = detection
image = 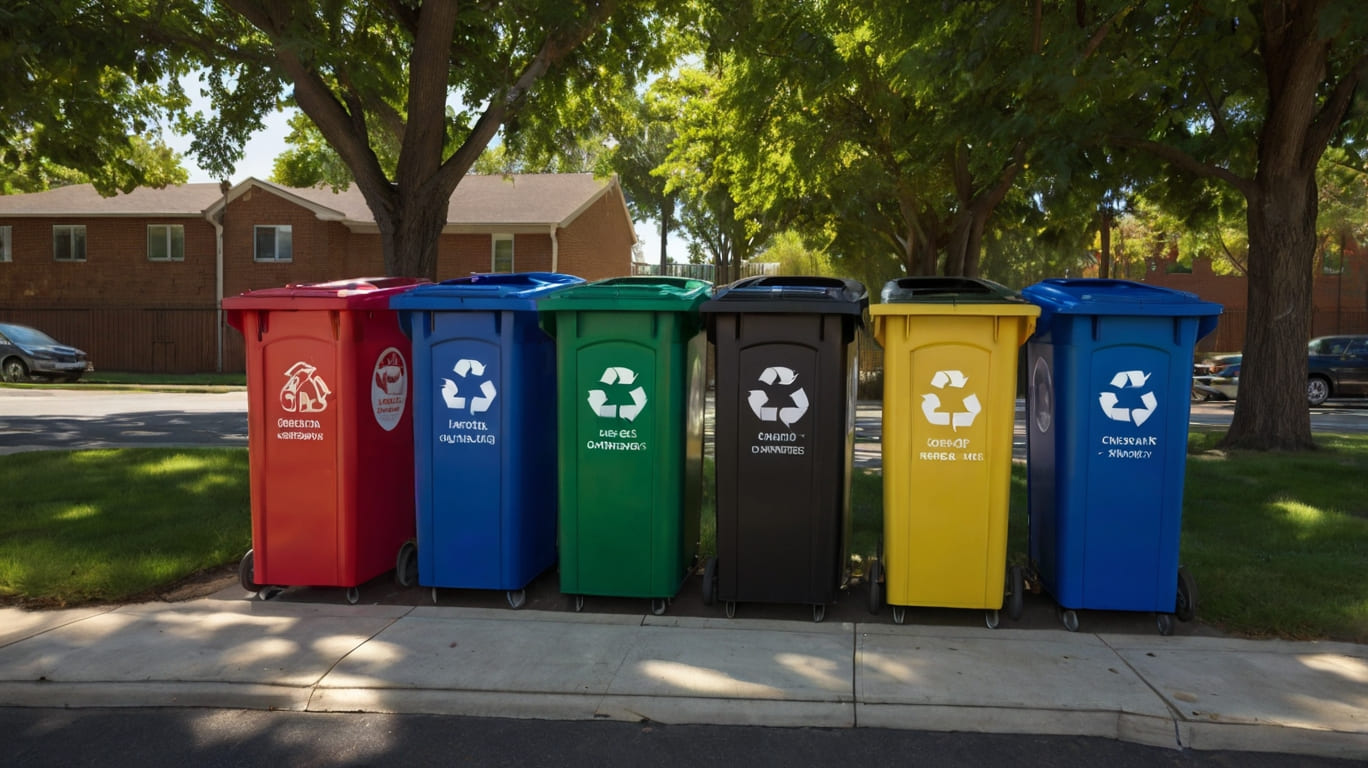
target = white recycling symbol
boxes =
[1098,370,1157,427]
[921,369,981,432]
[441,358,497,414]
[587,366,648,421]
[747,366,809,428]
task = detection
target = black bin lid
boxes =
[701,275,868,318]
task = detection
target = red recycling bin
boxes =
[224,276,427,603]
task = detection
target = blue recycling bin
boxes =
[390,272,584,608]
[1021,279,1221,635]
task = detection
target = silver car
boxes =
[0,322,92,383]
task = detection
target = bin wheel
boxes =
[725,601,736,619]
[812,604,826,623]
[345,587,361,605]
[867,559,884,615]
[650,598,668,616]
[892,606,906,625]
[1007,565,1025,621]
[431,588,438,605]
[702,557,718,606]
[574,595,585,613]
[258,586,283,601]
[1157,613,1175,636]
[238,549,261,594]
[506,589,527,610]
[1060,607,1079,632]
[1176,566,1198,622]
[395,540,418,588]
[985,610,1000,630]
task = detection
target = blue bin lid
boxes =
[1022,278,1222,337]
[389,272,584,312]
[701,275,868,320]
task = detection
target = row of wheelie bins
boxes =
[223,273,1219,634]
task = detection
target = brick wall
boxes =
[557,192,635,280]
[0,216,217,309]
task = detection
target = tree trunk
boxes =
[374,178,452,279]
[659,201,671,270]
[1221,176,1317,451]
[1099,208,1111,279]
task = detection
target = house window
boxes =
[0,226,10,262]
[492,234,514,273]
[54,225,86,262]
[255,225,293,262]
[147,224,185,261]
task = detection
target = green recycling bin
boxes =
[539,276,711,615]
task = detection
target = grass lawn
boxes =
[0,448,250,607]
[2,434,1364,642]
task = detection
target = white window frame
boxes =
[0,226,10,263]
[254,225,293,262]
[491,234,514,273]
[147,224,185,262]
[53,225,86,262]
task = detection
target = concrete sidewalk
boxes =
[0,590,1364,760]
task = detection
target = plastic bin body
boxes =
[872,278,1039,610]
[1023,279,1220,613]
[539,277,709,600]
[224,277,425,588]
[391,273,583,593]
[702,276,866,607]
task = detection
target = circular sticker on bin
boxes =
[371,347,408,431]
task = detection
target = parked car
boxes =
[1192,353,1241,401]
[1307,334,1368,406]
[0,322,92,383]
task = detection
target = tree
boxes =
[612,86,681,269]
[1097,1,1368,451]
[175,1,682,279]
[1,2,191,195]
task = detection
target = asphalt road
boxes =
[1,388,1364,460]
[3,707,1357,768]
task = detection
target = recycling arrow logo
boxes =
[921,369,981,432]
[587,366,648,422]
[1098,370,1156,427]
[747,366,809,428]
[441,358,497,414]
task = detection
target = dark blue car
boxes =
[1307,335,1368,406]
[0,322,91,383]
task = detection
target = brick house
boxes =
[0,174,636,373]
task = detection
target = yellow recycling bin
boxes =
[869,277,1038,628]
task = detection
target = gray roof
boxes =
[0,174,626,232]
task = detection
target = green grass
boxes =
[1179,432,1368,642]
[0,448,250,607]
[1,371,246,391]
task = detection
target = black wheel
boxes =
[892,606,906,625]
[2,357,29,383]
[985,610,1000,629]
[1007,565,1025,621]
[867,559,884,615]
[344,586,361,605]
[1176,566,1198,622]
[1060,607,1079,632]
[507,589,527,610]
[1157,613,1175,636]
[813,604,826,623]
[238,549,261,593]
[701,557,717,606]
[574,595,585,612]
[725,601,736,619]
[395,540,418,588]
[1307,376,1331,406]
[650,598,668,616]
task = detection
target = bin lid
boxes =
[389,272,584,312]
[535,275,712,313]
[222,276,429,312]
[1023,278,1222,339]
[700,275,868,320]
[871,276,1039,317]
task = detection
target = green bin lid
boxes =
[535,275,712,313]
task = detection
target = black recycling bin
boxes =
[701,275,868,622]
